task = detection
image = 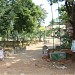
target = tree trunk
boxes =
[7,30,8,41]
[65,1,75,40]
[65,1,75,60]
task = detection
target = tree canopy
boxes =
[48,0,75,40]
[0,0,47,36]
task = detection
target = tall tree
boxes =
[0,0,47,38]
[10,0,47,33]
[48,0,75,39]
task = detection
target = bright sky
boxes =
[32,0,65,26]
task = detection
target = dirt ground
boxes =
[0,42,75,75]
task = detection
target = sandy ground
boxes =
[0,41,75,75]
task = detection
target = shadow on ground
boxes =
[0,42,74,75]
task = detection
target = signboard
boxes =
[50,52,66,61]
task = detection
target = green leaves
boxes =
[48,0,64,5]
[0,0,47,36]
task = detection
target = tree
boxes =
[11,0,47,33]
[0,0,14,41]
[47,0,74,50]
[65,0,75,39]
[47,0,64,5]
[58,5,68,24]
[0,0,47,41]
[48,0,75,40]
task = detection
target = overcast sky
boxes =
[32,0,65,26]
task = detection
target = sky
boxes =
[32,0,65,26]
